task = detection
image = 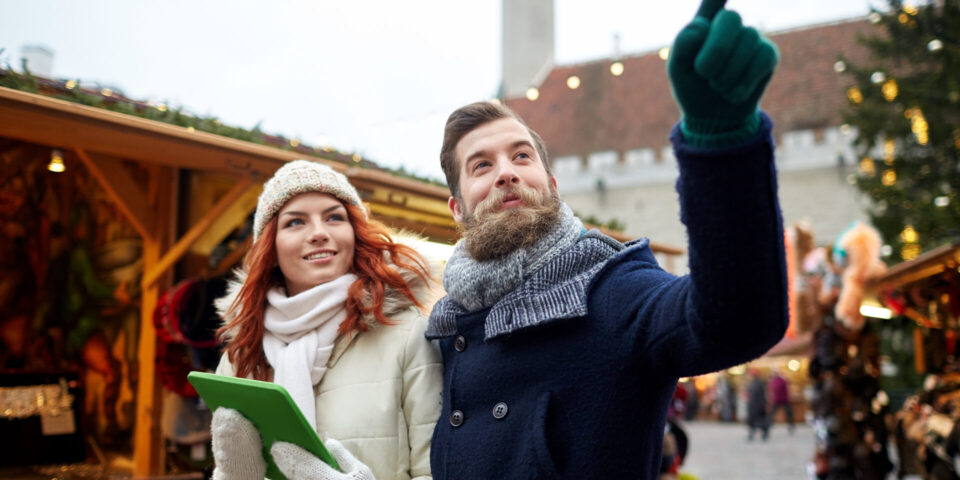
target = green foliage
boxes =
[842,0,960,262]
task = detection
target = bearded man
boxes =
[426,0,789,478]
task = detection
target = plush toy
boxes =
[834,222,887,331]
[787,222,817,334]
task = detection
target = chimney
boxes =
[501,0,555,99]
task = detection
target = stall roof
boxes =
[867,242,960,289]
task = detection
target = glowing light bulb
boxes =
[47,149,65,173]
[610,62,624,76]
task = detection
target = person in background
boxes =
[769,371,795,433]
[208,160,442,480]
[747,369,770,441]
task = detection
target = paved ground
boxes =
[680,420,814,480]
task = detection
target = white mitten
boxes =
[211,407,267,480]
[271,438,375,480]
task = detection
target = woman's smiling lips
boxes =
[303,249,337,263]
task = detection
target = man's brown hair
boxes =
[440,101,551,199]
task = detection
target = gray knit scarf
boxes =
[443,203,583,312]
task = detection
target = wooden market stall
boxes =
[0,85,684,477]
[862,242,960,478]
[0,85,460,477]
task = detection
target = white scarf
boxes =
[262,273,357,431]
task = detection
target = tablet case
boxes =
[187,371,339,479]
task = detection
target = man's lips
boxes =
[501,194,523,208]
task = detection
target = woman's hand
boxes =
[211,408,267,480]
[272,438,375,480]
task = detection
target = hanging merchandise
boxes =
[153,276,228,397]
[834,222,887,331]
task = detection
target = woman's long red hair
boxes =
[217,203,431,380]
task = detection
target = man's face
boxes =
[448,117,557,222]
[448,117,561,261]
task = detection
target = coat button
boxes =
[450,410,464,427]
[492,402,508,420]
[454,335,467,352]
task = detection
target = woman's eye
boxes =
[327,213,346,222]
[283,218,304,228]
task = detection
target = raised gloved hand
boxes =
[211,407,267,480]
[667,0,779,147]
[272,438,375,480]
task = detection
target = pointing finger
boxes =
[695,0,727,21]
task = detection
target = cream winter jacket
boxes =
[214,244,443,480]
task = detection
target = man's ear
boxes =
[550,175,558,194]
[448,196,464,223]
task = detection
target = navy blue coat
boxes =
[426,114,788,479]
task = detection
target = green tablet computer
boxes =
[188,371,339,479]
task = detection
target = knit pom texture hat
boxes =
[253,160,365,240]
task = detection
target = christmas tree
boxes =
[841,0,960,262]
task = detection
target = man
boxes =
[747,369,771,441]
[426,0,787,478]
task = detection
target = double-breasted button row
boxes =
[449,402,510,427]
[454,335,467,352]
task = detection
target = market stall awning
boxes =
[867,243,960,291]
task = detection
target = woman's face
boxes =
[275,192,355,296]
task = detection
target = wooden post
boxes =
[133,165,175,477]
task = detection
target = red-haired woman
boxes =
[209,160,441,480]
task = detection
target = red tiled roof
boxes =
[505,18,877,160]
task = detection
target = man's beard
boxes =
[460,185,562,262]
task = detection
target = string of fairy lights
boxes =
[523,47,671,102]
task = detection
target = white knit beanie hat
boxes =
[253,160,365,241]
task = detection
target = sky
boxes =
[0,0,877,182]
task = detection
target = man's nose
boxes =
[495,160,520,187]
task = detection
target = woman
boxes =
[210,160,441,480]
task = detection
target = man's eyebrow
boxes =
[464,148,491,167]
[511,140,535,151]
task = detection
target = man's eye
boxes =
[516,152,531,160]
[473,161,491,172]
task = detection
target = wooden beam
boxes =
[133,166,175,477]
[142,177,252,288]
[0,87,339,178]
[346,167,450,200]
[74,149,153,241]
[369,212,460,244]
[190,183,261,256]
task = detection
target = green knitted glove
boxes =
[667,0,779,147]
